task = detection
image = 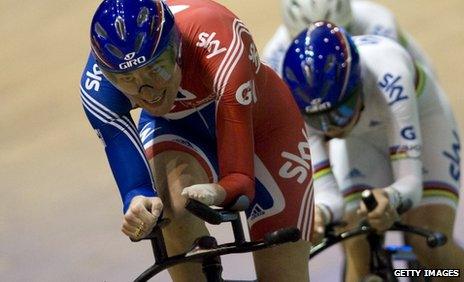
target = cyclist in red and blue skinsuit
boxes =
[80,0,313,280]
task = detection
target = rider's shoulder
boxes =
[171,0,248,53]
[354,35,413,70]
[170,0,239,31]
[80,53,133,114]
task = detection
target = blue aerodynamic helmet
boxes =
[90,0,178,73]
[283,21,362,133]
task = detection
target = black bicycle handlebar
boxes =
[264,227,301,245]
[311,190,447,258]
[133,199,301,282]
[185,199,224,225]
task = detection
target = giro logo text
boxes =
[379,73,407,106]
[306,98,331,113]
[85,64,103,91]
[196,32,227,59]
[279,127,312,184]
[119,52,146,70]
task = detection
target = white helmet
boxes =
[282,0,353,37]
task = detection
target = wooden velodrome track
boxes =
[1,0,463,281]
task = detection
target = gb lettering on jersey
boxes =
[279,126,312,184]
[196,32,227,59]
[235,80,257,105]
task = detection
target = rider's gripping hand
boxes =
[357,188,399,232]
[181,183,226,206]
[311,205,329,244]
[122,196,163,240]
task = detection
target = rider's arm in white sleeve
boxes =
[363,36,423,210]
[309,131,345,223]
[261,25,292,76]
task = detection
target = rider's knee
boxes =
[254,240,311,282]
[153,150,210,220]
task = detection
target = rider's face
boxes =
[103,47,181,116]
[324,107,362,138]
[304,88,364,138]
[324,95,363,138]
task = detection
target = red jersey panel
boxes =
[165,0,311,209]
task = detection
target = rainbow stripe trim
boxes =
[343,184,374,203]
[313,160,332,180]
[423,181,460,205]
[398,29,409,49]
[397,28,427,98]
[414,63,427,97]
[389,145,409,161]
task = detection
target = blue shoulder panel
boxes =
[79,53,157,212]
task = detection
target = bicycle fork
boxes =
[367,233,397,282]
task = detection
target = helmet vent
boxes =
[94,22,108,39]
[324,10,331,20]
[149,15,158,36]
[324,54,336,72]
[290,0,300,8]
[105,43,124,59]
[296,87,312,104]
[288,0,299,21]
[285,66,298,83]
[301,16,311,25]
[134,32,146,53]
[336,0,343,12]
[302,63,313,86]
[114,16,127,41]
[137,7,150,27]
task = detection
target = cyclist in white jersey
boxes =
[263,0,434,77]
[282,22,463,281]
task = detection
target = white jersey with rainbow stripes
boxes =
[307,35,459,220]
